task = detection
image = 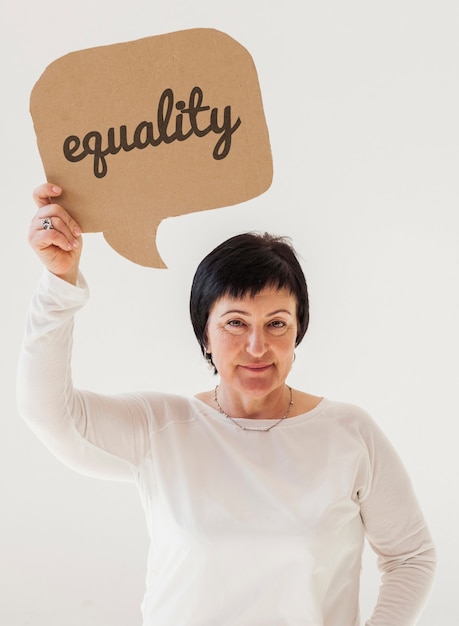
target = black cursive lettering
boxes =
[63,86,242,178]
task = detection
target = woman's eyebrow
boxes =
[219,308,250,317]
[220,308,293,317]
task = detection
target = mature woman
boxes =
[17,183,436,625]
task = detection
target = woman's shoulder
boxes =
[314,396,389,444]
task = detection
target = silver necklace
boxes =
[213,385,294,432]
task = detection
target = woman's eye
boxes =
[269,320,286,329]
[227,319,245,328]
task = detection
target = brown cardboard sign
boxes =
[30,28,273,267]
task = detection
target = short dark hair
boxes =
[189,232,309,371]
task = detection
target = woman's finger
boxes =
[31,189,82,237]
[34,205,81,238]
[32,183,62,208]
[31,213,81,250]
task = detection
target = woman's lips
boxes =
[239,363,272,372]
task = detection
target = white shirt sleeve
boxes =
[358,412,437,625]
[16,270,151,481]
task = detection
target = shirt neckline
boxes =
[191,396,329,429]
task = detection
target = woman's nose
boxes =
[245,327,267,357]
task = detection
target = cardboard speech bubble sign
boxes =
[30,28,273,267]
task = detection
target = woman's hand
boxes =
[29,183,82,285]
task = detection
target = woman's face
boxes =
[205,286,298,399]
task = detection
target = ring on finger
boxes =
[41,217,54,230]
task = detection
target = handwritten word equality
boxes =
[63,86,242,178]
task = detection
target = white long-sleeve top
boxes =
[17,271,436,625]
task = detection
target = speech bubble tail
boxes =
[102,227,167,269]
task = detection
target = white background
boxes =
[1,1,458,624]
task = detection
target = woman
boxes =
[18,183,436,625]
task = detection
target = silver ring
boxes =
[41,217,54,230]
